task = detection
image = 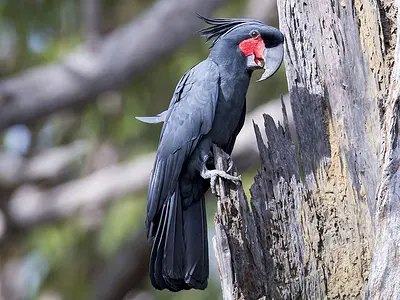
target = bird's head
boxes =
[199,16,284,81]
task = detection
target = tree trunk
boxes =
[213,0,399,299]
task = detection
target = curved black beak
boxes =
[257,43,284,82]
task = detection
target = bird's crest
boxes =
[198,15,264,48]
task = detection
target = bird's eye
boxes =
[250,30,259,38]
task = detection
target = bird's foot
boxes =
[201,169,241,195]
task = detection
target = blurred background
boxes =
[0,0,287,299]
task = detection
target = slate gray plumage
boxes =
[137,16,284,291]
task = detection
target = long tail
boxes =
[149,183,208,291]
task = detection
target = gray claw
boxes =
[201,169,241,195]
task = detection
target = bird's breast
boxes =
[207,77,249,146]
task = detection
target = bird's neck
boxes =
[208,44,251,80]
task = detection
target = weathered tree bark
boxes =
[213,0,399,299]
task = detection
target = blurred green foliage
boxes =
[0,0,287,299]
[97,195,146,258]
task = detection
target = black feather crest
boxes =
[197,15,263,47]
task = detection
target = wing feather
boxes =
[146,60,220,238]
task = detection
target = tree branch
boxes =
[0,0,225,132]
[7,153,154,229]
[0,141,90,188]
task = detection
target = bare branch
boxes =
[0,0,225,132]
[0,141,90,188]
[7,153,154,229]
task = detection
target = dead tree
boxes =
[213,0,399,299]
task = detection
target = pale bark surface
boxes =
[213,0,399,299]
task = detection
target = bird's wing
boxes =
[135,111,168,124]
[146,60,220,238]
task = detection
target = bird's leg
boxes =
[200,165,241,195]
[200,168,241,183]
[197,147,241,194]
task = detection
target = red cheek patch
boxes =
[239,36,265,63]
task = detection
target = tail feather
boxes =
[149,183,208,291]
[183,197,208,289]
[163,188,186,291]
[149,200,169,290]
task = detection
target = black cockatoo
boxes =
[137,16,284,291]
